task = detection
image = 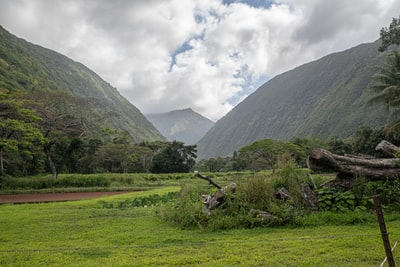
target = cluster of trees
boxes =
[0,89,197,177]
[195,126,399,173]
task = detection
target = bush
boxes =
[365,179,400,211]
[317,188,358,212]
[157,184,209,229]
[158,159,317,230]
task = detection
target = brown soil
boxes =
[0,191,130,204]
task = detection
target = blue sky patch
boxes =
[169,31,206,72]
[222,0,274,9]
[228,72,269,105]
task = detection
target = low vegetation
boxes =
[158,160,400,231]
[0,186,399,266]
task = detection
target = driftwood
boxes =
[307,141,400,190]
[375,140,399,157]
[195,172,236,215]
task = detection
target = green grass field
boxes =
[1,186,399,266]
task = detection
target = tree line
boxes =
[0,88,197,177]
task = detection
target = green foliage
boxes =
[160,161,315,230]
[0,89,45,176]
[317,188,358,212]
[157,183,209,228]
[0,25,163,148]
[379,16,400,52]
[151,141,197,173]
[295,210,374,227]
[317,176,400,213]
[372,16,400,139]
[238,139,306,171]
[98,192,176,209]
[1,175,110,189]
[272,156,314,207]
[326,136,352,155]
[350,126,386,156]
[195,156,236,172]
[1,189,399,266]
[370,51,400,109]
[0,172,199,192]
[367,179,400,211]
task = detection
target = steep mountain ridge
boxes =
[146,108,214,144]
[197,41,389,159]
[0,26,164,142]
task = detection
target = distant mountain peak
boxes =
[146,108,214,145]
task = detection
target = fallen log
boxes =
[375,140,399,157]
[307,148,400,182]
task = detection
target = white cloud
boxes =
[0,0,399,121]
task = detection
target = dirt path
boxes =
[0,192,130,204]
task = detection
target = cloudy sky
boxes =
[0,0,399,121]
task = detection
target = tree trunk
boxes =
[375,140,399,157]
[307,148,400,182]
[45,146,58,179]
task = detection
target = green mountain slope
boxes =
[146,108,214,145]
[197,41,389,159]
[0,26,164,142]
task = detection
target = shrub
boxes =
[159,159,317,230]
[317,188,357,212]
[366,179,400,211]
[157,184,209,229]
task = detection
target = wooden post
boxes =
[374,195,396,267]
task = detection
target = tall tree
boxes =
[238,139,305,171]
[379,16,400,52]
[0,89,44,176]
[23,91,83,178]
[370,51,400,110]
[370,17,400,139]
[151,141,197,173]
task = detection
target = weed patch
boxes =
[98,192,176,209]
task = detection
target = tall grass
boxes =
[158,158,400,231]
[159,159,317,230]
[0,172,201,192]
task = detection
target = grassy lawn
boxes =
[1,187,399,266]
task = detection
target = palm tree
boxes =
[370,50,400,137]
[371,51,400,108]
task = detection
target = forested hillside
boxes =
[146,108,214,145]
[0,26,170,177]
[197,41,390,159]
[0,26,163,142]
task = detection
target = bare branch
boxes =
[194,171,221,189]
